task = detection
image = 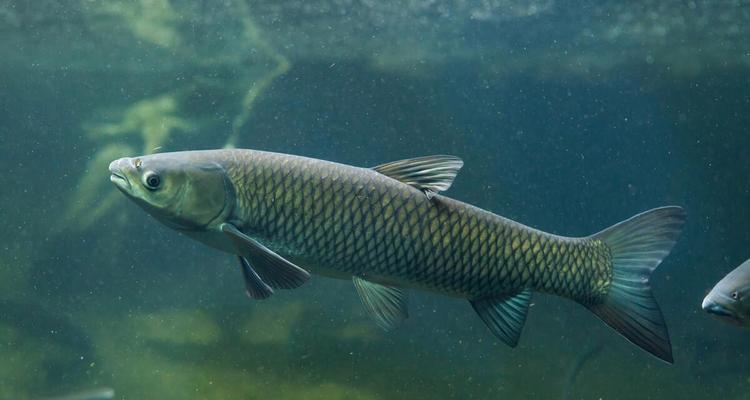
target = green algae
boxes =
[89,0,183,49]
[85,95,192,153]
[58,95,192,232]
[55,0,292,234]
[223,0,291,149]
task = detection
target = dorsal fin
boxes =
[372,155,463,198]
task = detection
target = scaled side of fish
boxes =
[109,149,685,362]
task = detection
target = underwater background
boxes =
[1,0,749,398]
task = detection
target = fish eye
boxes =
[142,171,161,190]
[731,291,739,300]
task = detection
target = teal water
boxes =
[1,1,749,399]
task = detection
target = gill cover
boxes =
[161,163,235,230]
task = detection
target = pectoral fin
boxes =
[372,155,463,198]
[221,223,311,289]
[352,276,409,331]
[238,256,273,299]
[470,288,532,347]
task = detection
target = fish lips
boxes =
[109,159,132,192]
[702,297,737,321]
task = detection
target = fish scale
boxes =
[226,150,610,301]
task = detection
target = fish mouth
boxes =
[702,298,734,318]
[109,160,132,191]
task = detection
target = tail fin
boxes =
[587,206,686,363]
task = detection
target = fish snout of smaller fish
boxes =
[702,259,750,327]
[702,296,734,318]
[702,293,744,326]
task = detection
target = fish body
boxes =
[216,150,605,301]
[109,149,685,362]
[703,259,750,326]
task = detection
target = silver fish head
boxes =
[109,152,234,231]
[702,259,750,326]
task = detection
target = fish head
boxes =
[702,259,750,326]
[109,152,234,231]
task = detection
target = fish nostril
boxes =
[110,159,123,173]
[109,159,122,172]
[701,297,724,314]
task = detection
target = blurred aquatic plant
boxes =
[84,0,291,149]
[55,0,292,232]
[84,95,192,153]
[87,0,182,48]
[64,93,194,232]
[3,0,750,78]
[224,0,291,149]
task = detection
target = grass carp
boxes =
[109,149,685,362]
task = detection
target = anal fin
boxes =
[352,276,409,331]
[470,288,532,347]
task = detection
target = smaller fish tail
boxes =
[585,206,686,363]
